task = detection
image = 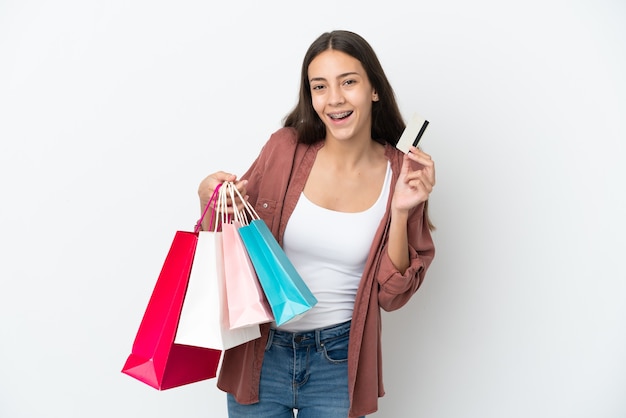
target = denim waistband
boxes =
[268,320,351,349]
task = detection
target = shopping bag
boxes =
[174,183,261,349]
[121,229,221,390]
[221,182,273,329]
[231,186,317,326]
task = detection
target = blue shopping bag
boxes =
[238,219,317,326]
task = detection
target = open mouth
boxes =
[328,111,353,120]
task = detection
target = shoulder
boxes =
[264,127,298,149]
[252,127,300,171]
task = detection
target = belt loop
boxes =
[315,328,322,351]
[265,328,275,351]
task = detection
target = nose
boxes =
[328,86,345,106]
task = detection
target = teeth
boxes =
[329,111,351,119]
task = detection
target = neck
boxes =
[320,137,382,171]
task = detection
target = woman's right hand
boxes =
[198,171,249,225]
[198,171,238,209]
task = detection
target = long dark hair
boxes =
[283,30,405,146]
[283,30,434,230]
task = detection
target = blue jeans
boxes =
[227,320,364,418]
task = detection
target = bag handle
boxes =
[215,182,239,231]
[195,181,254,233]
[228,181,261,222]
[194,183,222,233]
[225,182,251,226]
[217,182,229,230]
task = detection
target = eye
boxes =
[342,79,357,87]
[311,83,326,91]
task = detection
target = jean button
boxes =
[294,335,304,343]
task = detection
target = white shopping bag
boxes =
[174,229,261,350]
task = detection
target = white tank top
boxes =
[279,162,392,331]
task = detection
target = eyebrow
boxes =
[309,71,360,83]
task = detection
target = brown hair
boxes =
[283,30,405,146]
[283,30,434,230]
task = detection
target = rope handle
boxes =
[227,181,261,221]
[225,181,253,226]
[217,181,230,229]
[193,183,222,233]
[194,181,256,233]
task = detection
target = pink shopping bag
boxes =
[222,220,274,329]
[222,181,273,329]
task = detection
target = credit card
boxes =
[396,113,429,154]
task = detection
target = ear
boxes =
[372,90,379,102]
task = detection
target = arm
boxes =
[386,146,435,272]
[377,202,435,311]
[378,146,436,310]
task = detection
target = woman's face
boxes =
[308,49,378,143]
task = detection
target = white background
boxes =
[1,1,625,417]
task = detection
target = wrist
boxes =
[390,206,410,222]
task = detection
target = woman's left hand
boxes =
[392,146,436,212]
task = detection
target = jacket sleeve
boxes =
[239,141,266,209]
[377,202,435,311]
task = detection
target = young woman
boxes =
[198,29,436,418]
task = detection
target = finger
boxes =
[404,169,432,191]
[200,172,234,194]
[407,147,434,166]
[234,179,248,194]
[227,179,247,206]
[404,166,432,182]
[417,169,436,189]
[407,155,435,186]
[416,165,436,187]
[215,171,238,182]
[408,146,432,158]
